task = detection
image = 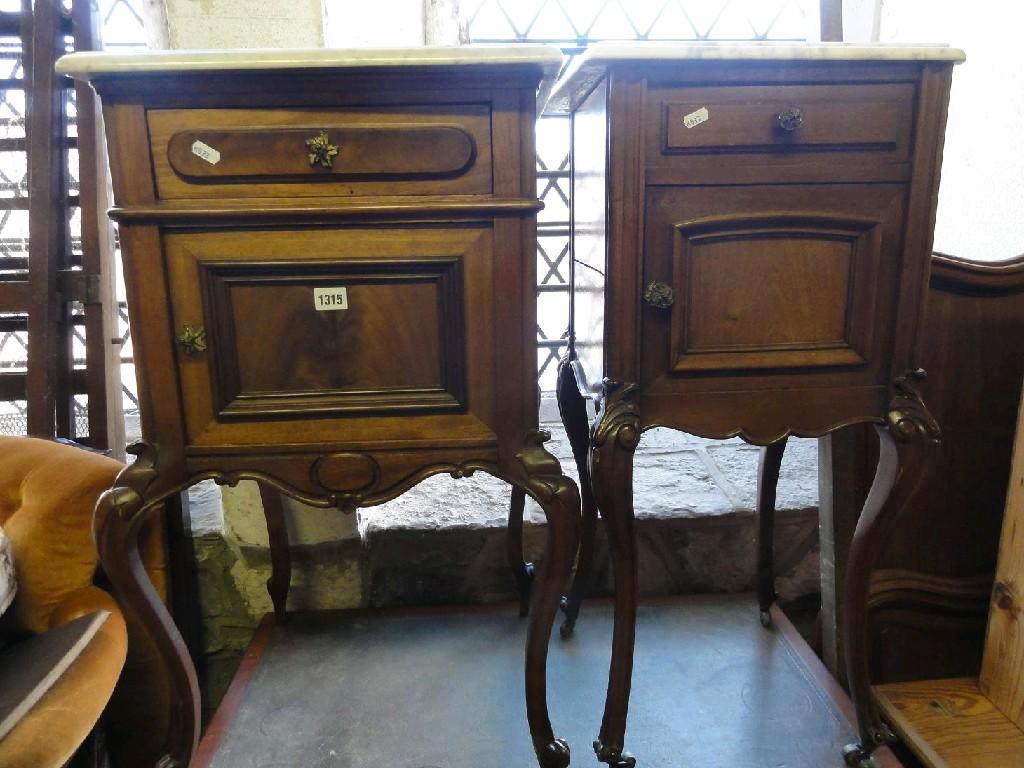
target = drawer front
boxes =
[646,83,914,183]
[660,83,913,155]
[165,225,498,448]
[149,105,492,199]
[640,183,907,393]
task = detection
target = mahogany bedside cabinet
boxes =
[543,42,964,767]
[56,46,582,768]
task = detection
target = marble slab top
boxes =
[55,44,564,79]
[546,41,966,114]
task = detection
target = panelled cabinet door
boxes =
[164,225,498,449]
[640,184,907,395]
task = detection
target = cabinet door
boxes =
[165,225,497,449]
[640,184,907,395]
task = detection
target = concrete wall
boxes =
[850,0,1024,262]
[163,0,324,48]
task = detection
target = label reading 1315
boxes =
[313,286,348,311]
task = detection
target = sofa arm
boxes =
[0,586,128,768]
[49,584,126,634]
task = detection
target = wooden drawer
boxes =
[646,82,915,182]
[164,225,498,449]
[148,105,492,200]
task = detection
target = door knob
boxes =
[642,281,674,310]
[776,106,804,132]
[176,324,207,355]
[305,130,339,169]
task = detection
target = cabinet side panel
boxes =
[570,79,607,393]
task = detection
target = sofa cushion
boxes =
[0,437,122,634]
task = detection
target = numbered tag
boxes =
[191,140,221,165]
[682,107,709,129]
[313,286,348,311]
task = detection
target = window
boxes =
[0,0,147,439]
[877,0,1023,262]
[462,0,826,389]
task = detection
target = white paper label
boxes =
[682,107,710,129]
[191,140,221,165]
[313,286,348,311]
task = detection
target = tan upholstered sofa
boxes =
[0,436,170,767]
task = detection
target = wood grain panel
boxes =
[167,124,475,182]
[670,213,881,371]
[641,185,904,399]
[875,678,1024,768]
[201,257,465,419]
[867,255,1024,683]
[981,383,1024,728]
[148,105,492,199]
[164,225,495,449]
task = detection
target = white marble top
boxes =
[545,41,966,114]
[55,44,564,78]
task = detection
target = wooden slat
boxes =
[72,0,123,453]
[0,315,27,332]
[0,280,29,311]
[0,368,88,400]
[0,11,21,35]
[875,678,1024,768]
[981,384,1024,726]
[24,0,69,437]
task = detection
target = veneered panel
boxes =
[164,225,496,448]
[206,260,460,418]
[669,212,881,372]
[148,105,492,199]
[685,236,852,351]
[641,185,906,394]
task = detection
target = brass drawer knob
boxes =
[643,281,674,310]
[305,130,339,169]
[777,106,804,132]
[176,324,207,355]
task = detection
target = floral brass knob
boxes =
[176,324,206,355]
[642,281,674,310]
[305,130,339,169]
[776,106,805,132]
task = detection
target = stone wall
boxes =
[191,414,821,714]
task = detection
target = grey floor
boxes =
[209,596,860,768]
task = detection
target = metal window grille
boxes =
[0,0,146,439]
[462,0,821,390]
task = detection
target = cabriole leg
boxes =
[590,381,640,768]
[507,487,535,617]
[757,437,788,627]
[842,371,939,766]
[517,431,582,768]
[94,444,200,768]
[556,354,598,638]
[258,483,291,624]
